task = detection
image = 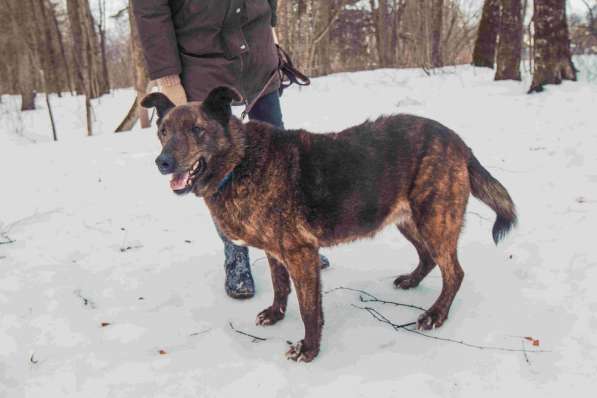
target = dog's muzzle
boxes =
[169,157,206,194]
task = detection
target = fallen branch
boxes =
[325,286,426,311]
[401,326,549,353]
[351,304,416,330]
[229,322,267,343]
[333,286,550,354]
[115,97,140,132]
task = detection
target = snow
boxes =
[1,61,597,397]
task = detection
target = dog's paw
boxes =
[285,340,319,362]
[393,274,421,289]
[255,306,285,326]
[417,308,448,330]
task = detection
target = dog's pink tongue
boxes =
[170,172,190,190]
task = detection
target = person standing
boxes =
[132,0,329,299]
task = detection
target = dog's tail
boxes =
[468,154,517,244]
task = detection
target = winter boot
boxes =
[319,254,331,269]
[221,235,255,299]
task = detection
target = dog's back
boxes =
[261,114,473,245]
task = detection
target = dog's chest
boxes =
[207,194,267,248]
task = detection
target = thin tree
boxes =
[495,0,523,80]
[473,0,500,67]
[370,0,392,67]
[48,0,75,94]
[529,0,576,92]
[98,0,110,92]
[116,1,149,132]
[5,0,39,110]
[431,0,444,68]
[66,0,93,135]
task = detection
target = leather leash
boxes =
[241,44,311,120]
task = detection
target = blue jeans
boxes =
[248,90,285,128]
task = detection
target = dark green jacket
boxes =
[132,0,280,103]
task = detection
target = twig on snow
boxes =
[74,289,96,309]
[118,227,143,253]
[521,340,532,366]
[0,235,15,245]
[325,286,426,311]
[189,328,212,337]
[467,211,492,222]
[120,244,143,253]
[402,327,549,353]
[332,286,550,354]
[30,353,39,364]
[229,322,267,343]
[351,304,417,330]
[486,165,535,174]
[251,256,267,268]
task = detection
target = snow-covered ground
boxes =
[1,62,596,397]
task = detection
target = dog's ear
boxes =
[202,86,242,127]
[140,93,175,119]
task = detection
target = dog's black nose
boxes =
[156,153,176,174]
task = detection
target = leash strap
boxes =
[241,44,311,120]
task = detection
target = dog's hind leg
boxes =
[416,248,464,330]
[394,219,436,289]
[414,197,467,330]
[256,253,291,326]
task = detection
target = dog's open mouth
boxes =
[170,157,206,194]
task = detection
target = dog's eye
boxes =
[192,126,204,137]
[159,127,167,137]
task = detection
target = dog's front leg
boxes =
[283,247,322,362]
[256,253,291,326]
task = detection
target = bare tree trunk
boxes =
[40,69,58,141]
[20,54,37,111]
[431,0,444,68]
[277,0,289,45]
[390,0,407,65]
[473,0,500,67]
[116,0,149,132]
[67,0,86,95]
[35,0,61,93]
[98,0,111,92]
[6,0,38,109]
[495,0,523,80]
[48,0,75,94]
[529,0,577,92]
[307,1,345,75]
[370,0,391,67]
[81,0,103,97]
[314,3,331,75]
[66,0,93,135]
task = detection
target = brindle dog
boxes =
[141,87,517,362]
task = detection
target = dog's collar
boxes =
[217,170,235,192]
